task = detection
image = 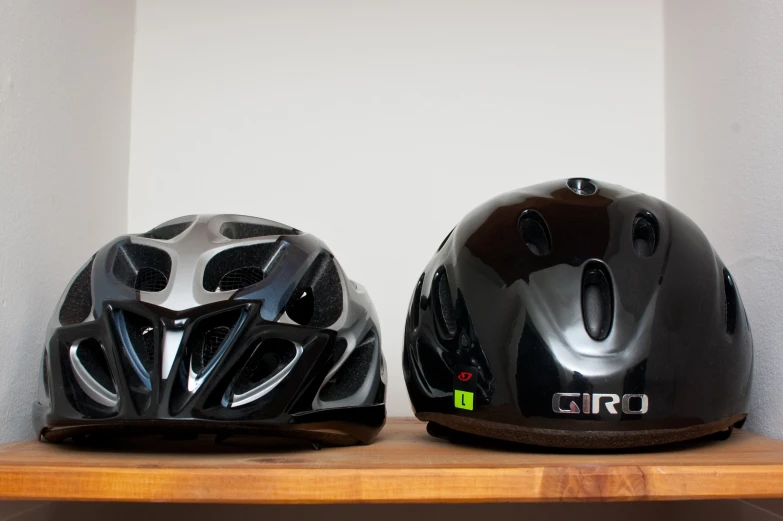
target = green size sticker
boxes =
[454,390,474,410]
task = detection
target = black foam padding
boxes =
[320,331,377,402]
[75,339,115,393]
[724,269,738,335]
[518,210,552,257]
[419,412,748,450]
[140,220,193,240]
[582,262,613,341]
[287,253,343,328]
[632,212,659,257]
[435,270,457,337]
[112,242,172,292]
[59,257,94,326]
[233,339,298,395]
[220,221,299,240]
[203,243,279,292]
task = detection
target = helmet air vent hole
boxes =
[112,242,172,293]
[724,269,738,336]
[582,262,614,341]
[139,217,195,240]
[411,274,424,329]
[434,269,457,338]
[286,287,315,325]
[233,338,298,396]
[320,330,378,402]
[217,266,264,292]
[203,242,282,292]
[632,212,659,257]
[567,178,598,196]
[134,267,169,292]
[59,256,95,326]
[518,210,552,257]
[74,339,116,394]
[285,253,343,328]
[188,308,244,375]
[220,221,300,240]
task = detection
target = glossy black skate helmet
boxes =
[403,179,752,449]
[35,215,386,446]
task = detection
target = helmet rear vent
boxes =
[434,269,457,338]
[320,330,377,402]
[203,243,282,292]
[112,243,172,293]
[582,261,614,341]
[233,338,298,397]
[59,257,94,326]
[632,212,659,257]
[724,269,738,335]
[519,210,552,257]
[118,311,156,373]
[285,253,343,328]
[139,218,194,240]
[220,221,300,240]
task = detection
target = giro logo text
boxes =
[551,393,649,415]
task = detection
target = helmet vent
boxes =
[139,218,194,240]
[434,269,457,337]
[59,256,94,326]
[410,274,424,329]
[320,330,377,402]
[42,351,50,397]
[233,338,298,396]
[724,269,738,335]
[632,212,659,257]
[112,242,172,293]
[203,243,282,292]
[119,311,156,373]
[189,309,244,375]
[519,210,552,257]
[332,338,348,363]
[285,253,343,328]
[582,262,614,341]
[217,266,264,292]
[134,267,169,292]
[220,221,300,240]
[74,339,116,394]
[567,177,598,196]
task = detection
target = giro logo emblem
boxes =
[457,372,473,382]
[552,393,649,415]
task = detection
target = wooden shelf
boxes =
[1,418,783,503]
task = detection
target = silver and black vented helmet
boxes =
[35,215,386,445]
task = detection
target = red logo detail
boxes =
[457,372,473,382]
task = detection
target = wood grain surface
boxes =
[1,419,782,503]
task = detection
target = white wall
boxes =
[665,0,783,438]
[0,0,135,441]
[129,0,665,416]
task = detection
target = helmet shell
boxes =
[403,179,752,448]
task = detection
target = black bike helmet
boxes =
[35,215,386,446]
[403,179,752,449]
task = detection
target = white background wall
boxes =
[0,0,135,441]
[664,0,783,439]
[129,0,665,416]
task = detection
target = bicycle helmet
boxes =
[403,179,752,448]
[35,214,386,445]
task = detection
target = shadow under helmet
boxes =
[35,215,386,446]
[403,179,752,449]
